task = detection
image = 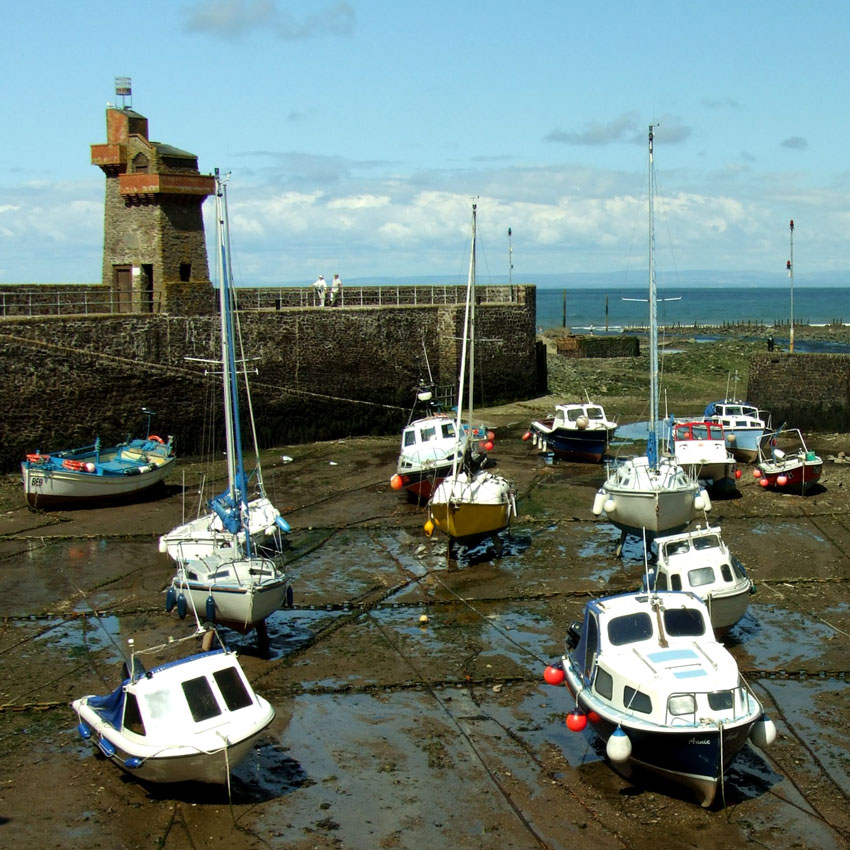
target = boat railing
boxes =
[664,682,755,726]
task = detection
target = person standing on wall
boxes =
[331,274,343,306]
[312,275,328,306]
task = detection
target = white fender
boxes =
[603,498,616,514]
[592,491,606,516]
[606,727,632,763]
[749,715,777,749]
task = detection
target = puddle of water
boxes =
[750,522,826,543]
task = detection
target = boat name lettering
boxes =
[688,737,711,745]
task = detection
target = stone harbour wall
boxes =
[0,291,538,471]
[748,352,850,431]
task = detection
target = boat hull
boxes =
[172,571,289,632]
[531,424,609,463]
[564,665,757,807]
[22,455,175,508]
[723,429,762,463]
[429,471,514,544]
[705,587,754,636]
[428,500,512,544]
[396,462,454,501]
[74,705,273,784]
[595,486,699,537]
[758,459,822,494]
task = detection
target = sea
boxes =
[535,285,850,333]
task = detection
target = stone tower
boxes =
[91,106,215,313]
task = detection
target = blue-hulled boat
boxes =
[544,589,775,807]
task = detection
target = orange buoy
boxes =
[543,665,565,685]
[390,474,403,491]
[522,431,531,441]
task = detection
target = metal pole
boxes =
[562,289,566,328]
[507,227,513,285]
[788,219,795,353]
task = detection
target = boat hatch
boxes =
[178,666,254,723]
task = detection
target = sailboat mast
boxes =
[215,171,252,551]
[647,125,659,468]
[467,204,477,426]
[214,171,238,500]
[788,218,795,353]
[450,204,477,479]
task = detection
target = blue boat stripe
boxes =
[647,649,699,662]
[673,669,708,678]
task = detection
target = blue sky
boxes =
[3,0,850,286]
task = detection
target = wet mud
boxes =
[1,415,850,849]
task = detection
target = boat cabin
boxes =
[673,421,724,443]
[554,403,612,430]
[402,416,457,450]
[568,593,749,726]
[704,401,766,428]
[654,531,746,592]
[82,650,258,744]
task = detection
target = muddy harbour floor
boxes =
[1,399,850,850]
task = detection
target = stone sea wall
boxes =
[0,290,538,471]
[748,351,850,431]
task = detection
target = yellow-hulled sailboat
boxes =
[427,203,516,546]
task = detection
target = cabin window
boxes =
[670,574,682,591]
[692,425,709,439]
[607,612,653,646]
[708,424,723,439]
[720,563,733,582]
[688,567,716,588]
[123,692,146,735]
[623,686,652,714]
[421,426,437,442]
[213,666,254,711]
[584,615,599,677]
[567,409,581,422]
[693,534,719,551]
[442,423,456,439]
[587,407,603,420]
[654,572,669,591]
[731,561,746,580]
[403,430,416,447]
[211,570,232,579]
[668,694,696,716]
[708,691,734,711]
[593,666,613,700]
[663,608,706,637]
[665,541,689,557]
[182,676,222,722]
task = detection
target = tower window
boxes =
[179,263,191,282]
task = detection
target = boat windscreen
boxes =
[663,608,706,636]
[607,612,653,646]
[213,666,254,711]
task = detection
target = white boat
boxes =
[73,632,274,784]
[427,203,515,547]
[649,525,754,635]
[526,400,618,463]
[21,419,175,508]
[391,383,490,502]
[703,398,770,463]
[670,419,738,489]
[163,171,290,638]
[545,590,776,807]
[592,126,706,546]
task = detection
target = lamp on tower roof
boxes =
[114,76,132,109]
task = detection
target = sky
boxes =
[3,0,850,287]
